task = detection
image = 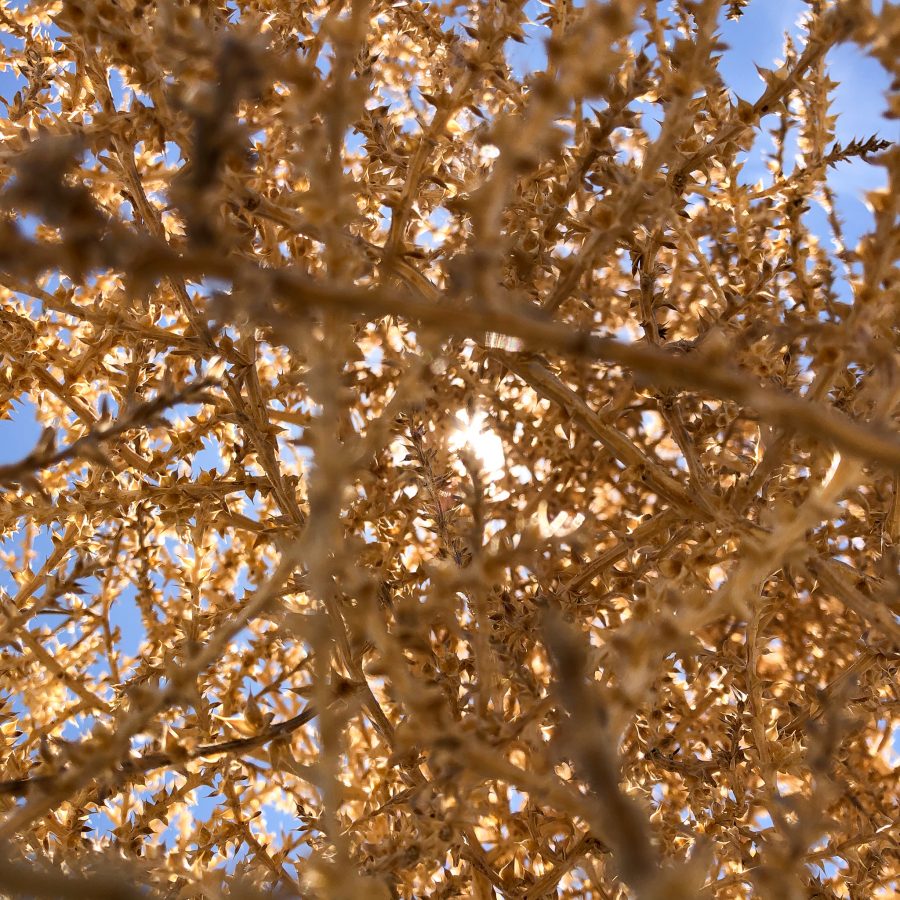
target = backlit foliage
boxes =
[0,1,898,897]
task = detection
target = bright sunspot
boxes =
[449,410,505,480]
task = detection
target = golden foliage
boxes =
[0,0,898,897]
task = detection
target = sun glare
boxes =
[450,410,505,480]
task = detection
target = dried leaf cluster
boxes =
[0,0,898,897]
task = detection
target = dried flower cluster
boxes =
[0,0,898,897]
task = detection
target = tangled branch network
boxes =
[0,0,898,897]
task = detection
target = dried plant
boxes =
[0,0,898,897]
